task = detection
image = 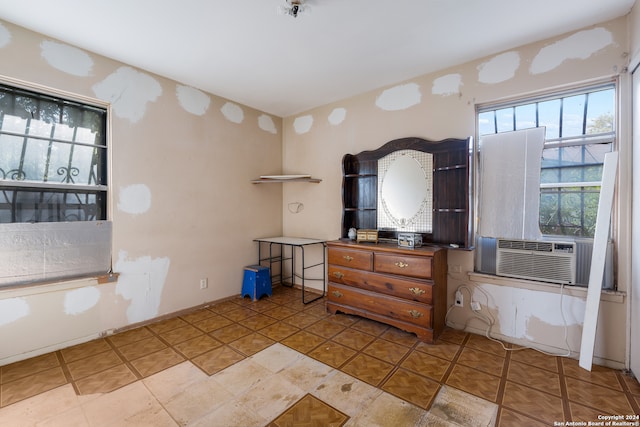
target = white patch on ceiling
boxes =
[432,74,463,96]
[478,51,521,84]
[0,298,29,326]
[293,115,313,134]
[118,184,151,215]
[376,83,421,111]
[64,287,100,315]
[92,66,162,123]
[176,85,210,116]
[0,23,11,48]
[530,27,614,75]
[328,108,347,125]
[40,40,93,77]
[221,102,244,124]
[258,114,277,134]
[114,250,170,324]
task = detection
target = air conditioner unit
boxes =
[496,239,576,284]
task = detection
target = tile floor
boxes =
[1,285,639,426]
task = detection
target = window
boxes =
[0,83,107,223]
[0,82,110,287]
[477,83,615,238]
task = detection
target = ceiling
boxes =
[0,0,635,117]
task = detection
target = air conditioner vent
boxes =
[497,239,553,252]
[496,239,576,284]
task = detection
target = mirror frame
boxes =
[341,136,474,249]
[378,150,433,232]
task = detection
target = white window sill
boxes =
[0,273,119,299]
[468,272,625,304]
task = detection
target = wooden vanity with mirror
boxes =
[327,137,473,343]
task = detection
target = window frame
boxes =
[0,75,113,287]
[0,76,111,223]
[475,80,617,240]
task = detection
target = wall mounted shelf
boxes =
[252,175,321,184]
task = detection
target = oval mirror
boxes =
[379,152,431,230]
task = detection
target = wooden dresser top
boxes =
[327,239,445,257]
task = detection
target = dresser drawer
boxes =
[328,265,433,304]
[374,252,432,279]
[328,283,433,328]
[328,247,373,271]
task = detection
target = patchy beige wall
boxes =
[282,17,631,368]
[0,20,283,364]
[628,0,640,377]
[630,1,640,62]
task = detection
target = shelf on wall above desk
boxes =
[251,175,321,184]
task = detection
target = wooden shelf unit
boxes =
[341,136,474,249]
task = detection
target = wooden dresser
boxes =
[326,240,447,343]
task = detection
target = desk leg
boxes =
[290,244,295,288]
[301,244,324,305]
[276,243,294,288]
[268,242,273,282]
[257,241,325,304]
[268,243,281,287]
[299,246,303,302]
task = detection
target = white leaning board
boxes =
[579,151,618,371]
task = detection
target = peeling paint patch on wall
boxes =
[530,27,613,75]
[258,114,277,134]
[476,283,584,340]
[118,184,151,215]
[221,102,244,124]
[328,108,347,125]
[0,298,29,326]
[40,40,93,77]
[176,85,210,116]
[376,83,421,111]
[64,287,100,315]
[514,289,584,339]
[0,23,11,48]
[92,67,162,123]
[293,115,314,134]
[114,251,170,324]
[478,51,520,84]
[432,74,463,96]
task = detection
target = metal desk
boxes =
[254,236,326,304]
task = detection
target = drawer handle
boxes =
[395,261,409,268]
[408,310,423,319]
[332,290,343,298]
[409,287,425,296]
[343,255,354,262]
[333,271,345,279]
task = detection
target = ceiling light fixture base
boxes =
[278,0,311,18]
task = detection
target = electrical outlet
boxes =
[471,301,481,311]
[199,278,208,289]
[455,290,463,307]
